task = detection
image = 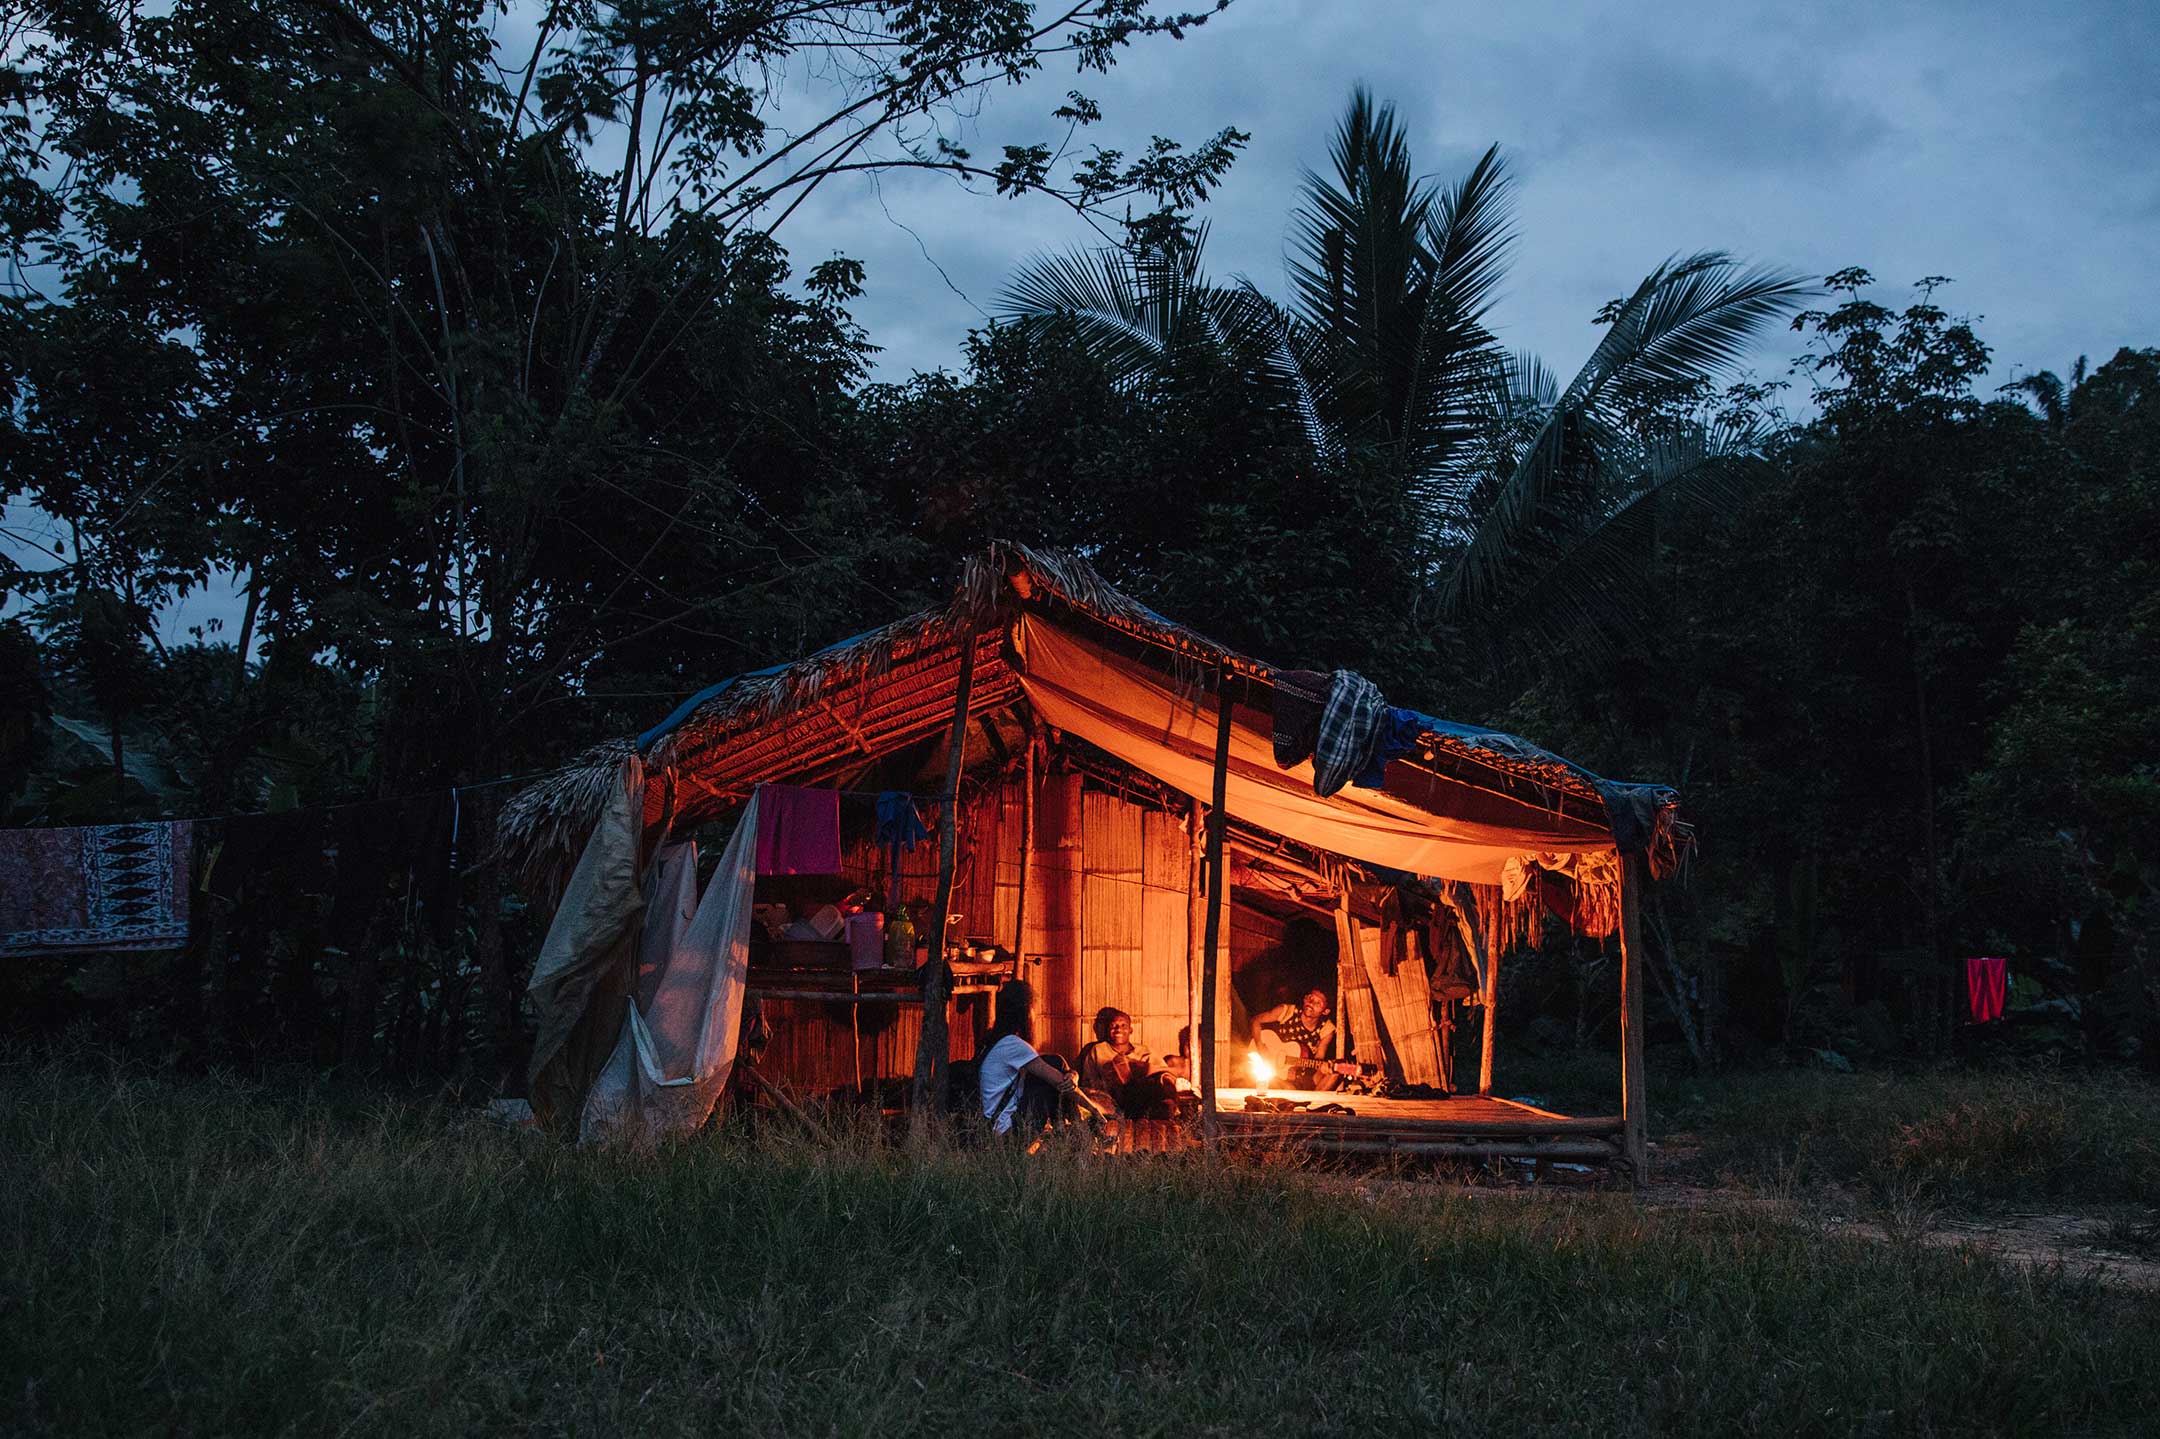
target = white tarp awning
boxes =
[1014,616,1613,884]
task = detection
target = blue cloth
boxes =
[1353,707,1425,790]
[875,792,929,852]
[635,625,885,752]
[876,791,930,903]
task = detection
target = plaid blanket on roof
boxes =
[1312,670,1384,798]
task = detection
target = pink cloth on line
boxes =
[1965,956,2007,1023]
[754,785,841,875]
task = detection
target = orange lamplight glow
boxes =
[1247,1049,1274,1093]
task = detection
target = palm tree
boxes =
[1000,87,1814,652]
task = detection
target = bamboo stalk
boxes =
[1217,1135,1622,1162]
[1187,794,1203,1090]
[740,1063,834,1145]
[1213,1112,1626,1137]
[910,627,977,1115]
[1478,930,1499,1097]
[1619,852,1650,1184]
[1199,671,1234,1143]
[746,985,1002,1004]
[1015,735,1034,961]
[1331,869,1347,1063]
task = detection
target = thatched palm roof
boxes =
[499,543,1662,888]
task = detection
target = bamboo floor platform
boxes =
[1104,1089,1627,1163]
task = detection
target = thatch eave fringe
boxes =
[493,738,640,897]
[494,542,1672,890]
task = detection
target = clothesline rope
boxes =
[0,769,958,840]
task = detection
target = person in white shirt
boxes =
[977,980,1105,1137]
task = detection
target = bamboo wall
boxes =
[758,991,990,1103]
[764,768,1429,1096]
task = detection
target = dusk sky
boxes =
[775,0,2158,396]
[10,0,2156,646]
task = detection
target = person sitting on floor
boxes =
[1077,1008,1181,1120]
[978,980,1106,1138]
[1251,987,1343,1091]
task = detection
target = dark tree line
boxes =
[4,5,2153,1075]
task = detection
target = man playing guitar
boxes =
[1252,987,1354,1091]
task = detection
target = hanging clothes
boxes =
[399,789,461,944]
[753,784,841,875]
[1269,668,1330,769]
[1312,670,1385,798]
[1353,707,1424,790]
[0,821,194,958]
[874,790,929,909]
[328,800,403,949]
[1534,870,1580,933]
[1965,956,2008,1023]
[1427,908,1479,1003]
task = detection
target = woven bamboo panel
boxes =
[1032,772,1087,1059]
[1136,887,1191,1057]
[1141,806,1188,889]
[1352,918,1446,1086]
[1078,788,1143,1058]
[757,991,989,1103]
[1084,789,1143,876]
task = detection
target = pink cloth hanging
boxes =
[1965,956,2007,1023]
[753,785,841,875]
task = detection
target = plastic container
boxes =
[846,911,885,971]
[884,910,916,967]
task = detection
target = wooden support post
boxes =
[1186,795,1203,1090]
[1478,942,1499,1097]
[1618,852,1650,1184]
[1199,672,1234,1142]
[851,973,864,1101]
[911,630,977,1115]
[1335,879,1356,1063]
[1014,736,1035,957]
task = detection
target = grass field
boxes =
[1495,1052,2160,1210]
[6,1052,2159,1437]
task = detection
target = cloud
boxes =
[1558,50,1892,171]
[762,0,2155,393]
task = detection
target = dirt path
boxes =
[1339,1167,2160,1292]
[1639,1182,2160,1292]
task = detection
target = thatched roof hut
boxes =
[506,543,1681,1171]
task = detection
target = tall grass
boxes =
[1490,1051,2160,1207]
[1654,1067,2160,1208]
[5,1053,2158,1436]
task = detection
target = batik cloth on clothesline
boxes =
[0,821,193,958]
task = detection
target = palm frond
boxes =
[1418,144,1515,334]
[1442,254,1811,623]
[1503,350,1561,413]
[1224,279,1339,460]
[1490,418,1775,660]
[1572,252,1816,408]
[1389,143,1514,486]
[998,226,1219,390]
